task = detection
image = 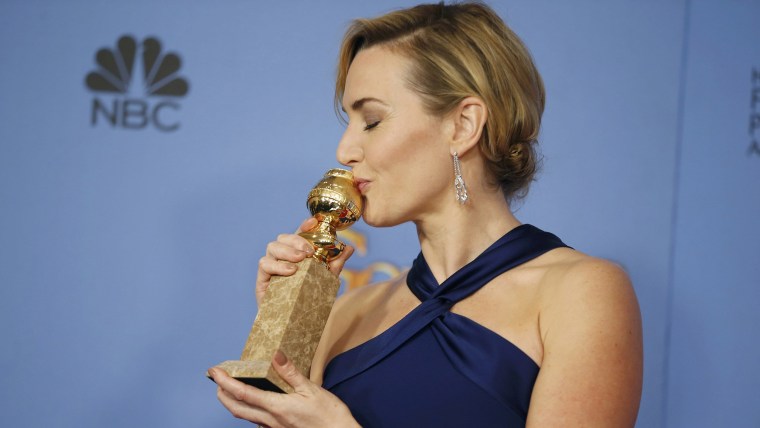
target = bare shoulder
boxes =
[535,249,641,350]
[538,251,640,342]
[526,250,643,427]
[565,253,632,289]
[329,272,405,325]
[336,276,395,310]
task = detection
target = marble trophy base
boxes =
[209,257,340,393]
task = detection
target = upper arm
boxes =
[310,291,353,385]
[310,281,379,385]
[526,259,643,427]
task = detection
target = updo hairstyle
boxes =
[335,1,545,201]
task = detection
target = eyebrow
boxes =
[342,97,388,113]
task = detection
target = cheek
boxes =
[406,127,450,175]
[392,120,446,161]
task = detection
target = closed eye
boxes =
[364,121,380,131]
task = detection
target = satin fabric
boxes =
[322,225,569,427]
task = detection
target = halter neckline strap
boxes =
[322,224,569,391]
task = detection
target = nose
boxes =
[336,126,363,167]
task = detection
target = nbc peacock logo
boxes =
[85,35,189,132]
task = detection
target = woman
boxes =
[208,2,643,427]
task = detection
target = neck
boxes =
[414,190,521,284]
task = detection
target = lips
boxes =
[354,178,370,194]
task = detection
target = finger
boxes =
[255,259,287,303]
[266,241,311,263]
[258,256,298,278]
[275,233,316,254]
[209,368,272,408]
[294,217,318,234]
[328,245,355,276]
[271,350,312,394]
[255,269,271,302]
[255,278,270,306]
[216,386,277,426]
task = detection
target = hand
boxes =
[209,351,360,428]
[255,217,355,305]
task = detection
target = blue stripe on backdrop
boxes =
[0,1,757,427]
[662,0,692,425]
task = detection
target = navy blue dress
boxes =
[322,225,568,427]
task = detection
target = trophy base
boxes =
[208,257,341,395]
[207,360,288,393]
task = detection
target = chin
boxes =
[360,204,385,227]
[360,195,413,227]
[361,214,386,228]
[361,209,405,229]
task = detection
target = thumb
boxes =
[272,350,311,393]
[328,245,355,276]
[295,217,318,234]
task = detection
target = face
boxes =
[336,46,453,227]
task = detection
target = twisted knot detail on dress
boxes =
[323,224,569,427]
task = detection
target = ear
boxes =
[448,96,487,157]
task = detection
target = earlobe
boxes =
[450,97,487,156]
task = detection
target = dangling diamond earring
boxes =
[453,151,468,204]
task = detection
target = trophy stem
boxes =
[299,215,344,264]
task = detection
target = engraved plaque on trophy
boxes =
[207,168,363,393]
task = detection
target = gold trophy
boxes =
[208,168,363,393]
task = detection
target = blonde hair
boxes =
[336,1,544,201]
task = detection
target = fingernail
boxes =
[273,350,287,366]
[208,368,216,377]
